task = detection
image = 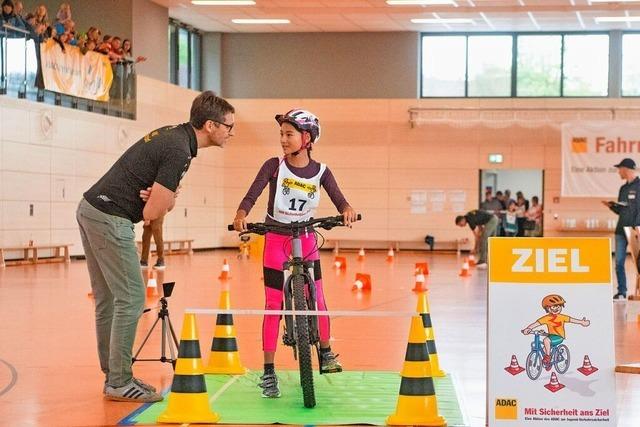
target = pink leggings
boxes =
[262,232,330,352]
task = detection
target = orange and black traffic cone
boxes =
[415,262,429,276]
[357,248,365,261]
[204,283,246,374]
[386,247,395,262]
[544,372,565,393]
[577,355,598,376]
[386,315,446,426]
[417,291,446,377]
[504,355,525,375]
[459,258,471,277]
[352,273,372,291]
[157,313,219,424]
[333,256,347,271]
[218,259,232,280]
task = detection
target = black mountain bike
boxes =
[228,214,360,408]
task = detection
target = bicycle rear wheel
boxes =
[292,274,316,408]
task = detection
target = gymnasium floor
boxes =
[0,248,638,426]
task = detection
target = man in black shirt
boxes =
[601,158,640,301]
[76,91,235,402]
[455,209,499,269]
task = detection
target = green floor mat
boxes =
[125,370,467,426]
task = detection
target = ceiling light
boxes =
[192,1,256,5]
[387,0,456,5]
[411,18,474,24]
[595,16,640,22]
[231,18,290,24]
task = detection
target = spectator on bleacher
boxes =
[480,191,502,215]
[504,189,515,208]
[122,39,147,63]
[13,0,21,16]
[2,0,26,30]
[503,200,519,237]
[495,190,507,210]
[515,193,528,237]
[55,2,71,24]
[516,191,529,210]
[109,36,123,62]
[525,196,543,237]
[97,34,112,55]
[33,4,48,26]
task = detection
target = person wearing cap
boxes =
[233,109,357,399]
[602,158,640,301]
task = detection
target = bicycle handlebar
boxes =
[227,214,362,235]
[522,329,548,336]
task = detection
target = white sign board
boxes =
[488,238,616,426]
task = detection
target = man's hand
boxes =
[140,187,152,202]
[342,206,357,226]
[601,200,613,207]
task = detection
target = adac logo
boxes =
[571,137,588,153]
[495,398,518,420]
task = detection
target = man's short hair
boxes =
[455,215,465,225]
[190,91,235,129]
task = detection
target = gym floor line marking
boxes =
[0,358,18,397]
[209,372,245,404]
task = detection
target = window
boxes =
[517,35,562,97]
[168,20,202,90]
[467,35,512,97]
[562,35,609,97]
[622,34,640,96]
[421,36,466,97]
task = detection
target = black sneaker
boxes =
[320,351,343,374]
[613,293,627,302]
[258,373,281,398]
[153,259,165,270]
[140,260,148,269]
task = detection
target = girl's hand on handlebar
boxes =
[522,328,532,335]
[233,212,247,232]
[342,206,357,227]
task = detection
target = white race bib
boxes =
[271,160,325,223]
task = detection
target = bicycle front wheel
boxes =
[525,351,542,380]
[293,274,316,408]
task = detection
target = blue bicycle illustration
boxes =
[522,330,570,380]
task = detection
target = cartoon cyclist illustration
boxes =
[522,294,590,370]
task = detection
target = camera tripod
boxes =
[132,282,179,368]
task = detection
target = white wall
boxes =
[0,76,223,257]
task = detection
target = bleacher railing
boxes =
[1,23,136,120]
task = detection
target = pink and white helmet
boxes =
[275,109,321,143]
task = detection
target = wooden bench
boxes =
[136,239,194,256]
[0,244,72,268]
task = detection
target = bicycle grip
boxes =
[227,224,235,231]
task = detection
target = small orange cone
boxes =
[357,248,365,261]
[577,355,599,376]
[459,259,471,277]
[218,259,232,280]
[352,273,372,291]
[544,372,565,393]
[386,247,395,262]
[468,254,476,267]
[413,272,427,292]
[333,256,347,270]
[146,270,158,297]
[504,355,525,375]
[415,262,429,276]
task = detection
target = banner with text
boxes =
[562,121,640,197]
[40,39,113,101]
[488,237,616,427]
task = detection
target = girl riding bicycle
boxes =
[233,109,357,398]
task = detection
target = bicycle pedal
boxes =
[320,366,343,374]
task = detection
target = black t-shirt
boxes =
[465,210,494,230]
[84,123,197,223]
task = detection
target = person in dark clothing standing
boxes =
[455,209,499,269]
[602,158,640,301]
[76,91,235,402]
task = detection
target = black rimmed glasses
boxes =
[212,119,234,132]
